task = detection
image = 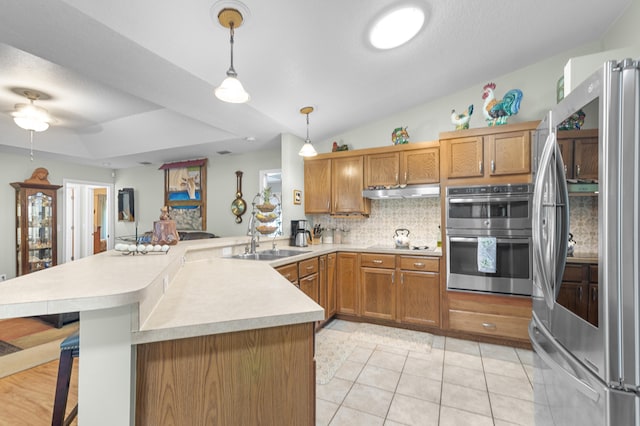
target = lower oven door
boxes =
[446,230,532,296]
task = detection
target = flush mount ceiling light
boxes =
[369,5,425,49]
[298,106,318,157]
[214,7,250,103]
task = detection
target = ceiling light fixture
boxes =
[369,6,425,49]
[214,8,250,103]
[11,90,52,161]
[12,91,51,132]
[298,106,318,157]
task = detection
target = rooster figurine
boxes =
[482,82,523,126]
[451,105,474,130]
[332,141,349,152]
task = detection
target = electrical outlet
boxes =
[0,274,6,281]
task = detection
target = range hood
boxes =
[362,184,440,199]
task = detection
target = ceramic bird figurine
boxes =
[482,82,523,126]
[451,105,474,130]
[332,141,349,152]
[391,127,409,145]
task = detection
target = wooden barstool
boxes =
[52,332,79,426]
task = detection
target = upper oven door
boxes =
[447,193,533,230]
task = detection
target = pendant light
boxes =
[11,90,52,161]
[214,8,250,103]
[298,106,318,157]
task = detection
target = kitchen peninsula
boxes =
[0,237,326,425]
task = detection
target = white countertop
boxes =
[0,237,441,344]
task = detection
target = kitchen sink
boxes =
[230,249,311,261]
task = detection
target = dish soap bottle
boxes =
[436,225,442,248]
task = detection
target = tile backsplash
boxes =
[569,196,598,255]
[309,195,598,255]
[309,198,442,247]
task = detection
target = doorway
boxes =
[63,180,114,262]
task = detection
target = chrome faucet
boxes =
[247,211,259,254]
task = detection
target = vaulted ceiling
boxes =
[0,0,630,168]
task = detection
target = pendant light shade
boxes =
[298,106,318,157]
[215,8,250,103]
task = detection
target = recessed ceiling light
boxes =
[369,6,425,50]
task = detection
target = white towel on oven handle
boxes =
[477,237,497,273]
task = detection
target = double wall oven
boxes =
[446,184,533,296]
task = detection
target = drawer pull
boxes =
[372,260,383,264]
[413,262,425,268]
[482,322,497,330]
[284,273,291,279]
[306,265,314,270]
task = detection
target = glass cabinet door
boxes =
[26,191,54,273]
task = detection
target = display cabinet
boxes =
[11,174,62,276]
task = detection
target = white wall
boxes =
[280,133,307,237]
[112,149,282,240]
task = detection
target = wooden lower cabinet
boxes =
[558,263,598,326]
[276,263,298,286]
[446,292,532,342]
[135,323,315,425]
[320,253,337,320]
[336,252,360,315]
[398,271,440,327]
[299,257,319,303]
[361,267,396,320]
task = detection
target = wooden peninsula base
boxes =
[135,322,316,425]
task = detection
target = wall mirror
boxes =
[117,188,135,222]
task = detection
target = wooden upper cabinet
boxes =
[332,156,370,215]
[445,136,484,179]
[557,129,598,180]
[365,147,439,187]
[440,121,539,182]
[365,152,400,187]
[304,158,331,214]
[486,130,531,176]
[402,148,439,184]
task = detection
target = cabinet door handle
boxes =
[400,273,404,285]
[413,262,425,268]
[404,171,408,183]
[479,161,483,174]
[482,322,497,330]
[491,160,495,173]
[578,286,583,301]
[391,271,395,284]
[576,164,581,177]
[327,201,330,210]
[592,287,597,301]
[395,173,399,184]
[564,164,568,176]
[372,259,383,264]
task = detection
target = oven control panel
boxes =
[447,184,533,196]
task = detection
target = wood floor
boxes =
[0,317,79,425]
[0,358,79,426]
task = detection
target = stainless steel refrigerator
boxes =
[531,58,640,425]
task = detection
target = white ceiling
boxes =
[0,0,630,169]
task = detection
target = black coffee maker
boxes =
[290,220,309,247]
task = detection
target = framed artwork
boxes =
[293,189,302,205]
[160,158,207,230]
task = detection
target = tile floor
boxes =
[316,320,537,426]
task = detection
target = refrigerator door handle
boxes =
[529,318,600,402]
[533,131,557,309]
